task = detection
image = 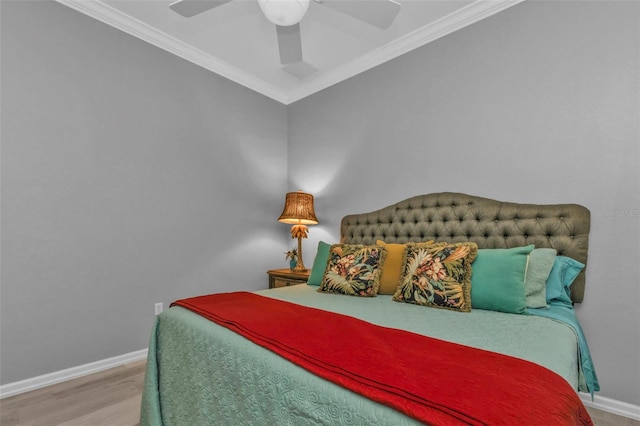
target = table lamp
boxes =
[278,191,318,271]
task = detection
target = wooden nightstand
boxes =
[267,268,310,289]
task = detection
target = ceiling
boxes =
[55,0,524,104]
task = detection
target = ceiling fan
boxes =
[169,0,401,66]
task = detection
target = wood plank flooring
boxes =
[1,360,637,425]
[0,361,145,426]
[587,407,640,426]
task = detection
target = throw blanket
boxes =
[172,292,593,425]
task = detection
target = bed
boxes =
[140,192,598,425]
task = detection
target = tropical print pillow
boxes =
[318,244,387,297]
[393,242,478,312]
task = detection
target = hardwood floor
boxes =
[587,407,640,426]
[1,360,637,425]
[0,361,145,426]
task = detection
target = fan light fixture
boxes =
[258,0,311,26]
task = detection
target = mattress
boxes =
[141,285,581,426]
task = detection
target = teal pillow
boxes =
[524,248,557,308]
[307,241,331,285]
[470,245,534,314]
[545,256,584,308]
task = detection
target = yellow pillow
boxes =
[376,240,433,295]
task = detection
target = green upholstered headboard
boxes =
[340,192,590,303]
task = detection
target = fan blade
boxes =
[169,0,233,17]
[318,0,401,30]
[276,24,303,65]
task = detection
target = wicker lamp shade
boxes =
[278,191,318,225]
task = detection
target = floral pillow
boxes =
[318,244,387,297]
[393,242,478,312]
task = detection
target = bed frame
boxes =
[141,192,594,425]
[341,192,590,302]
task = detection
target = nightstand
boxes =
[267,268,310,289]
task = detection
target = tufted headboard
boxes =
[340,192,591,303]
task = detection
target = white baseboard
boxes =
[0,348,148,399]
[580,392,640,421]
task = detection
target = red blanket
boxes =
[172,292,593,425]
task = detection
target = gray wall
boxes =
[288,1,640,406]
[1,1,288,384]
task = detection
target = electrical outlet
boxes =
[155,302,163,315]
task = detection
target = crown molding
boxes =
[284,0,526,104]
[54,0,289,103]
[55,0,525,105]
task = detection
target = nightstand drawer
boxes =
[267,268,310,289]
[272,277,305,288]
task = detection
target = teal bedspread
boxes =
[141,285,584,425]
[528,305,600,397]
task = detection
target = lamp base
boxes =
[290,225,309,273]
